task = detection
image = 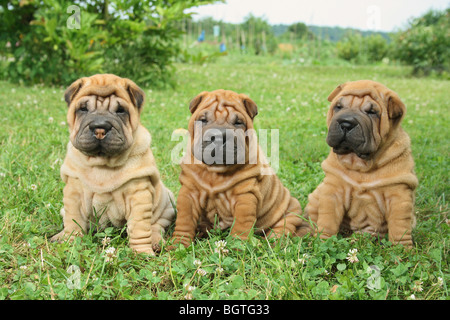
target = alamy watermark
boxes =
[66,264,81,289]
[366,265,382,290]
[67,5,81,29]
[366,5,381,31]
[171,122,279,175]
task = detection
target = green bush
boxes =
[336,33,362,62]
[336,32,388,63]
[365,34,389,62]
[0,0,216,86]
[392,8,450,75]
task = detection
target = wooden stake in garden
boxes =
[240,30,246,51]
[262,30,266,53]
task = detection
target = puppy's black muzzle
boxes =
[195,127,246,165]
[327,112,373,159]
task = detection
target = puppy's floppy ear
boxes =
[242,97,258,119]
[64,78,84,106]
[328,83,346,102]
[386,91,406,123]
[126,80,145,110]
[189,92,207,114]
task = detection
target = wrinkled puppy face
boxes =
[64,74,144,157]
[326,80,406,160]
[188,90,258,166]
[326,95,382,159]
[72,95,133,157]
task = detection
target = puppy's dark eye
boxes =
[234,119,245,126]
[116,105,126,114]
[198,117,208,124]
[79,103,88,112]
[366,105,378,115]
[334,104,343,111]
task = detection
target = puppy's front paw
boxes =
[166,236,192,251]
[50,231,64,242]
[131,244,156,256]
[50,230,82,243]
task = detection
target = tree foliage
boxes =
[0,0,217,86]
[392,8,450,74]
[336,32,388,63]
[287,22,314,40]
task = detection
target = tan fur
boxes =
[303,80,418,247]
[51,74,175,254]
[171,90,303,247]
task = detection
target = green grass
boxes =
[0,56,448,300]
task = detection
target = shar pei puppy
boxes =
[51,74,175,254]
[170,89,304,247]
[303,80,418,247]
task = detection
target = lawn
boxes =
[0,55,448,300]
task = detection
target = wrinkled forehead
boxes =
[78,94,126,111]
[199,92,246,118]
[74,78,131,106]
[333,84,384,105]
[338,94,378,108]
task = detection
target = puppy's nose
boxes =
[338,118,357,131]
[94,128,106,140]
[89,120,112,140]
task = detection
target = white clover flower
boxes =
[197,268,207,277]
[412,280,423,292]
[409,294,416,300]
[346,248,359,263]
[216,267,224,273]
[193,259,202,268]
[433,277,444,287]
[105,247,115,254]
[214,240,228,254]
[48,117,54,123]
[298,253,310,265]
[30,184,37,191]
[184,284,196,292]
[20,265,28,270]
[0,173,6,178]
[101,237,111,246]
[104,246,117,262]
[215,240,227,249]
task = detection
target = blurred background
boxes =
[0,0,448,87]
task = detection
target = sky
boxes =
[187,0,449,32]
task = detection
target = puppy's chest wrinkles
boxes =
[191,172,241,227]
[186,166,261,228]
[203,189,236,225]
[336,172,388,233]
[83,190,127,228]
